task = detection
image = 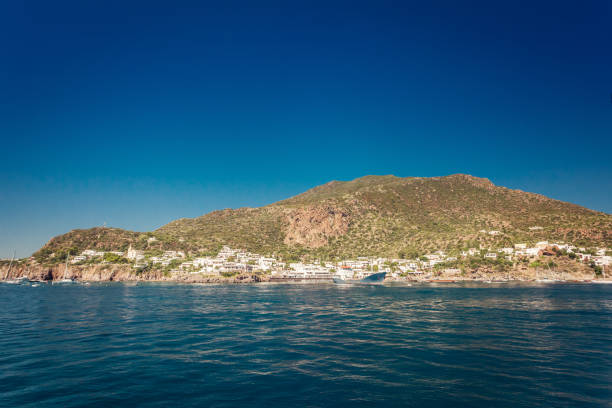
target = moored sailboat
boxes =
[54,255,76,283]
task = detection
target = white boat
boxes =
[591,280,612,284]
[4,279,21,284]
[53,278,76,284]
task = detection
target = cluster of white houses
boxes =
[70,249,124,264]
[283,242,610,279]
[464,241,611,266]
[178,246,278,275]
[70,242,611,280]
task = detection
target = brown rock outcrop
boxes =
[0,263,165,282]
[283,206,350,248]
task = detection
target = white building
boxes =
[334,267,354,280]
[220,262,251,273]
[218,246,237,259]
[150,256,164,264]
[71,255,87,264]
[258,257,276,271]
[289,263,332,279]
[81,249,105,257]
[162,251,181,258]
[467,248,480,256]
[126,245,144,261]
[179,261,194,271]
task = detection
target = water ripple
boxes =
[0,283,610,407]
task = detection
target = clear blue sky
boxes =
[1,0,611,257]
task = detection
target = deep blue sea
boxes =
[0,282,610,407]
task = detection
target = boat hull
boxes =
[3,277,30,284]
[333,272,386,285]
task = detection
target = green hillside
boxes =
[33,174,612,263]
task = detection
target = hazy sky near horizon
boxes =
[1,0,611,257]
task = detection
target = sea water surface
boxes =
[0,282,610,407]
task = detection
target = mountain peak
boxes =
[34,174,611,260]
[440,174,495,188]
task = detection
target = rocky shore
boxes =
[0,263,604,283]
[409,269,598,282]
[0,263,270,284]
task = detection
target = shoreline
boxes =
[1,262,607,285]
[2,279,611,285]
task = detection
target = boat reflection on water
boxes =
[332,272,386,285]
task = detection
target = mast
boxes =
[64,253,70,280]
[4,251,15,280]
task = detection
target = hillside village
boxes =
[22,175,612,274]
[60,237,611,281]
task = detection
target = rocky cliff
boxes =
[0,264,269,283]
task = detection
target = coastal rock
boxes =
[0,263,272,284]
